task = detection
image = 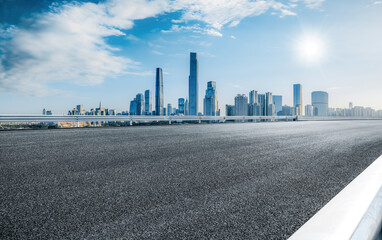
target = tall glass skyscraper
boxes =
[167,103,172,116]
[273,95,282,115]
[293,84,303,116]
[249,90,258,105]
[265,92,275,116]
[178,98,185,115]
[312,91,328,116]
[234,94,248,116]
[258,94,266,116]
[129,99,137,115]
[155,68,163,116]
[203,81,218,116]
[144,89,152,115]
[189,52,198,115]
[136,93,144,115]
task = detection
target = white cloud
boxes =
[374,1,382,4]
[162,24,223,37]
[0,0,325,96]
[231,35,237,39]
[302,0,325,8]
[152,50,164,55]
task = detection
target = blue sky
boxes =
[1,0,382,114]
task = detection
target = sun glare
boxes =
[296,33,326,64]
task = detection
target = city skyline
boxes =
[1,0,382,114]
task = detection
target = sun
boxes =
[296,33,326,64]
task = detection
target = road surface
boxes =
[1,120,382,239]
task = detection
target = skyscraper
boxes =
[178,98,185,115]
[155,68,164,116]
[258,94,266,116]
[129,99,137,115]
[272,95,282,115]
[144,90,152,115]
[203,81,219,116]
[249,90,258,105]
[167,103,172,116]
[311,91,328,116]
[265,92,275,116]
[136,93,144,115]
[293,84,303,116]
[234,94,248,116]
[189,52,198,115]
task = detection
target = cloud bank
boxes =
[0,0,326,96]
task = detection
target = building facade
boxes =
[234,94,248,116]
[203,81,219,116]
[189,52,198,115]
[311,91,328,116]
[144,90,152,115]
[155,68,164,116]
[293,84,303,116]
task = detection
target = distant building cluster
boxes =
[57,52,381,118]
[225,84,331,117]
[67,103,116,116]
[124,52,219,117]
[329,102,382,117]
[42,108,52,115]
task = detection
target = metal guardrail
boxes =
[297,116,382,121]
[289,155,382,240]
[0,115,297,123]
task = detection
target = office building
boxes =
[293,84,303,116]
[203,81,219,116]
[178,98,185,115]
[249,90,258,105]
[129,99,137,115]
[258,94,266,116]
[167,103,172,116]
[312,91,328,116]
[185,99,189,115]
[273,95,282,115]
[265,92,275,116]
[155,68,164,115]
[136,93,144,115]
[234,94,248,116]
[189,52,198,115]
[305,104,314,116]
[144,90,152,115]
[226,105,235,116]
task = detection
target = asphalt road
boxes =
[1,120,382,239]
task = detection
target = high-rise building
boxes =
[312,91,328,116]
[42,108,46,115]
[293,84,303,116]
[203,81,219,116]
[144,90,152,115]
[265,92,275,116]
[273,95,282,115]
[349,102,353,109]
[155,68,164,116]
[129,99,137,115]
[258,94,266,116]
[226,105,235,116]
[185,99,189,115]
[189,52,198,115]
[249,90,258,105]
[234,94,248,116]
[305,104,314,116]
[136,93,144,115]
[178,98,185,115]
[167,103,172,116]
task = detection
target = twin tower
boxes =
[155,52,198,116]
